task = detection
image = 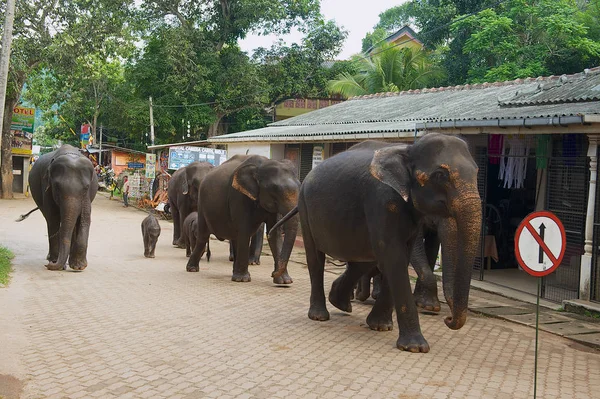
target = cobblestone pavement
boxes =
[1,195,600,399]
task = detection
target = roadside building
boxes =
[208,67,600,308]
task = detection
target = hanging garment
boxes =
[498,136,508,182]
[488,134,504,165]
[536,135,550,169]
[499,136,530,189]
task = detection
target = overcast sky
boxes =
[238,0,406,60]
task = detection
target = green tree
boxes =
[253,19,348,106]
[0,0,137,198]
[327,45,445,98]
[363,0,600,85]
[453,0,600,82]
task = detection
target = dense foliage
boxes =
[362,0,600,85]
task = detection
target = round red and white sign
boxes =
[514,211,566,277]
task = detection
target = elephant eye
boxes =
[431,170,448,182]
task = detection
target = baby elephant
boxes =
[183,212,211,260]
[141,214,161,258]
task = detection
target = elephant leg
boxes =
[229,241,236,262]
[42,205,60,264]
[188,233,196,258]
[371,272,382,300]
[248,223,264,265]
[171,205,181,246]
[412,227,441,312]
[378,238,429,353]
[176,211,188,249]
[186,215,208,272]
[266,219,292,284]
[143,232,151,257]
[366,273,393,331]
[303,224,328,321]
[69,204,91,270]
[329,262,375,312]
[356,265,378,302]
[232,231,252,282]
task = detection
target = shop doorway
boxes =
[12,156,24,193]
[474,134,588,302]
[483,135,538,295]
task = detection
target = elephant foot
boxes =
[328,276,353,312]
[413,282,441,313]
[232,272,251,282]
[70,263,87,271]
[396,333,430,353]
[45,262,64,271]
[366,312,393,331]
[249,257,261,265]
[272,271,293,285]
[308,306,330,321]
[355,288,370,302]
[186,262,199,272]
[46,253,58,262]
[144,253,155,259]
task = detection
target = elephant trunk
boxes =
[439,197,482,330]
[272,200,299,279]
[48,197,81,270]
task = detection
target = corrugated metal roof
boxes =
[498,68,600,106]
[209,122,418,143]
[209,67,600,143]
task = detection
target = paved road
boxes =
[1,194,599,399]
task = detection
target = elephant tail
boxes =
[206,240,211,263]
[268,207,299,238]
[16,207,39,222]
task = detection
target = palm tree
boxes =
[327,44,445,98]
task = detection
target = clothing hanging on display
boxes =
[536,135,550,169]
[498,136,530,189]
[488,135,504,165]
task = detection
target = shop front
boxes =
[466,133,589,303]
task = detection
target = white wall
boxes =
[270,144,285,160]
[227,143,271,159]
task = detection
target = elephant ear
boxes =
[232,157,262,201]
[370,145,412,202]
[181,171,189,195]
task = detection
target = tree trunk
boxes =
[207,114,224,138]
[0,0,17,197]
[0,97,18,198]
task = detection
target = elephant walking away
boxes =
[182,212,211,260]
[186,155,300,284]
[270,134,482,352]
[19,144,98,270]
[168,162,214,248]
[229,223,265,265]
[141,214,161,258]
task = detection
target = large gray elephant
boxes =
[21,144,98,270]
[270,134,482,352]
[168,162,214,248]
[186,155,300,284]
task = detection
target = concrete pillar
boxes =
[580,135,600,301]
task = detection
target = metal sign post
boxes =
[514,211,566,398]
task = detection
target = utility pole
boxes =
[0,0,17,177]
[99,125,103,166]
[149,96,155,146]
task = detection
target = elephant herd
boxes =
[20,133,482,353]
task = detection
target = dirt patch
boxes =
[0,374,23,399]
